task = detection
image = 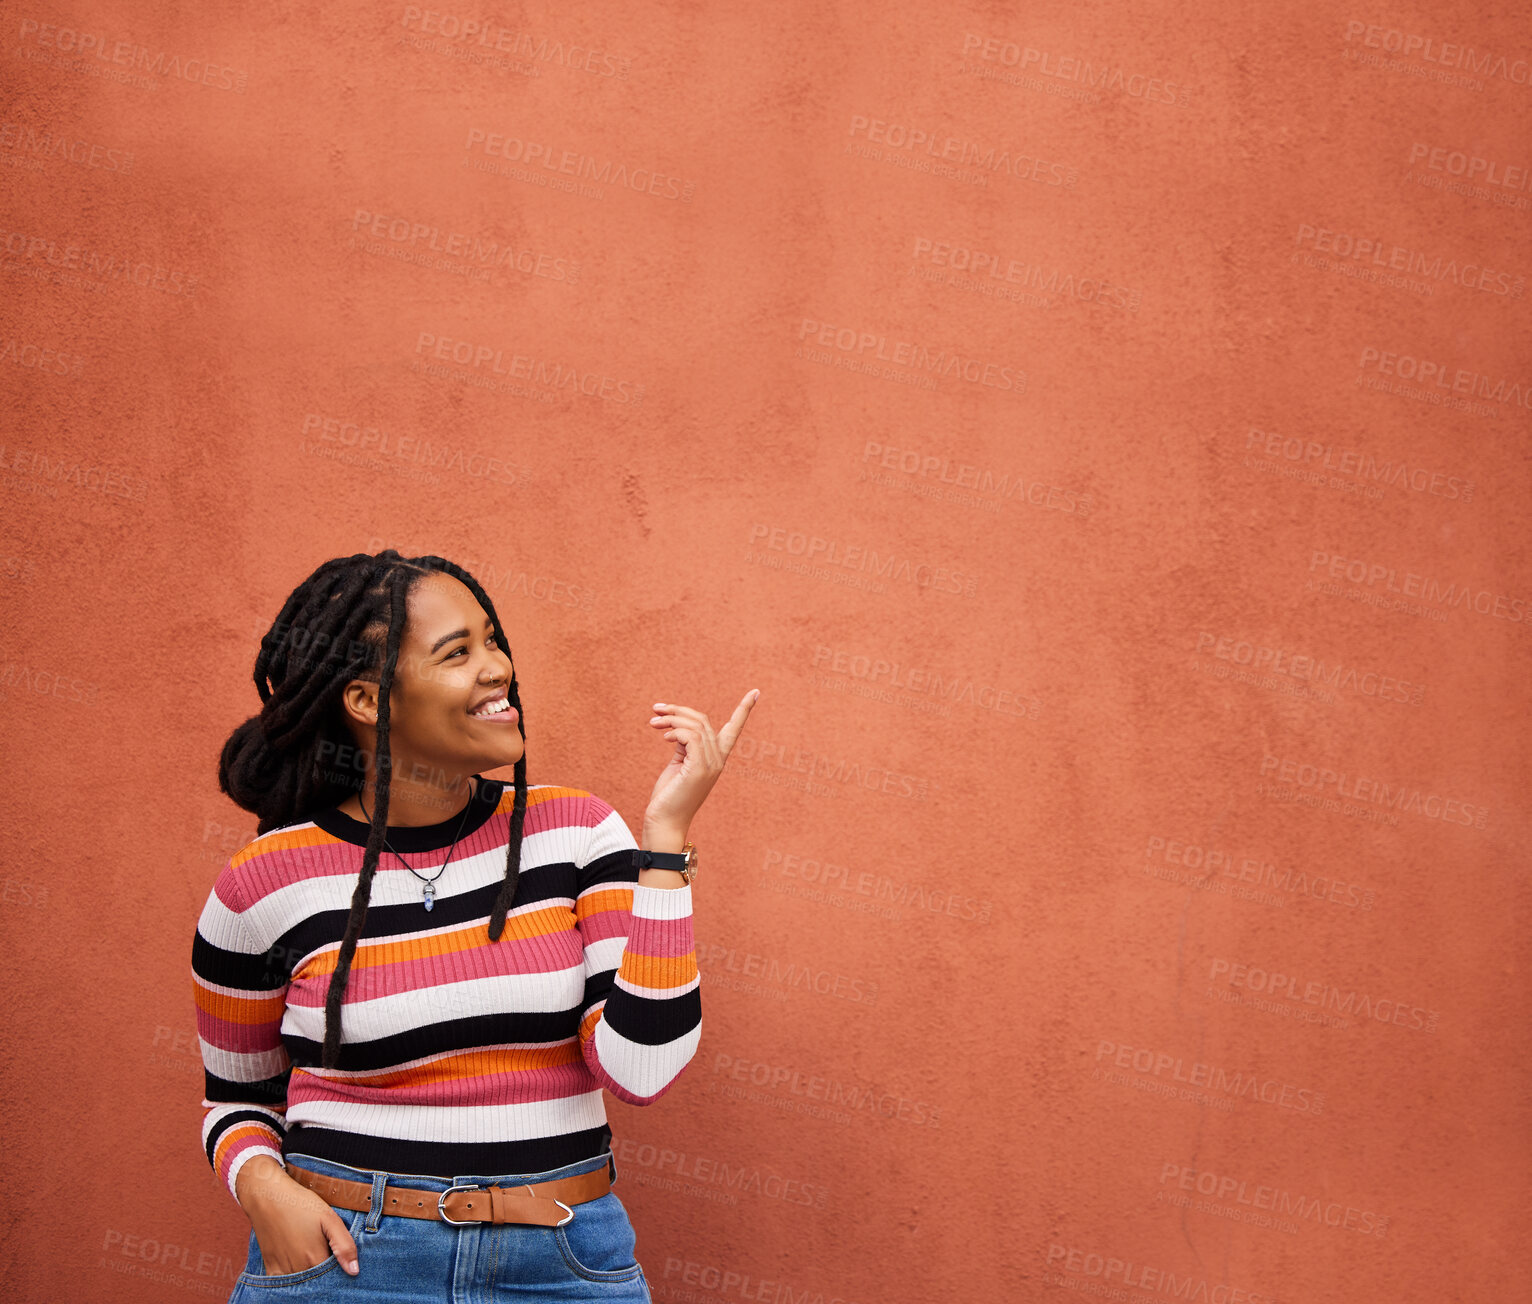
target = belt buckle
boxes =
[437,1181,575,1227]
[525,1183,576,1227]
[437,1183,483,1226]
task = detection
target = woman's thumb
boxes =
[323,1208,361,1275]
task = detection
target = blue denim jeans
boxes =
[227,1150,652,1301]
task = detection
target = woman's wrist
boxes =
[234,1155,294,1211]
[638,824,690,890]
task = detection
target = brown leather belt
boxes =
[287,1160,611,1228]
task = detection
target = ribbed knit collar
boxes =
[310,776,505,851]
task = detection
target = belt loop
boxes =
[365,1170,388,1234]
[607,1148,618,1187]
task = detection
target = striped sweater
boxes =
[192,781,701,1204]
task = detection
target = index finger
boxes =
[715,689,760,756]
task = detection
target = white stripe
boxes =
[199,1038,290,1083]
[582,802,639,866]
[282,967,587,1045]
[591,1018,703,1098]
[194,972,283,1000]
[196,892,263,954]
[581,935,626,975]
[238,823,582,953]
[630,881,694,920]
[613,970,701,999]
[202,1101,287,1140]
[286,1089,608,1143]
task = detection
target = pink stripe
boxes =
[522,792,596,835]
[582,905,696,958]
[216,1128,283,1182]
[580,901,696,950]
[615,916,696,959]
[287,1057,600,1108]
[283,930,587,1007]
[198,1014,285,1054]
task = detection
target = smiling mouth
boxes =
[469,695,516,720]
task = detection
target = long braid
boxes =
[217,549,530,1073]
[407,556,529,942]
[319,565,410,1070]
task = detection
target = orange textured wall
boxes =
[1,3,1527,1302]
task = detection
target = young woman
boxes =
[193,549,757,1301]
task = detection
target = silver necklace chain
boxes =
[358,775,481,912]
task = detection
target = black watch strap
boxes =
[632,849,689,871]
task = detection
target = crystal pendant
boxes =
[423,881,435,911]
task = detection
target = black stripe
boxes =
[282,1123,614,1181]
[307,778,506,851]
[603,985,702,1047]
[204,1107,287,1169]
[203,1068,292,1108]
[193,930,292,992]
[282,1009,596,1072]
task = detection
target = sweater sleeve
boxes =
[573,793,702,1103]
[191,863,294,1205]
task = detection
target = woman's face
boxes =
[338,574,523,795]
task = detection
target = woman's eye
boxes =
[449,637,498,658]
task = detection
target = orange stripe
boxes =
[578,1005,605,1042]
[230,822,346,868]
[497,785,588,815]
[296,903,580,979]
[214,1122,281,1168]
[618,953,698,990]
[574,886,634,923]
[194,985,286,1024]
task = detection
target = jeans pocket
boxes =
[238,1206,365,1289]
[553,1192,644,1282]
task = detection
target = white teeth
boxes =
[471,698,510,716]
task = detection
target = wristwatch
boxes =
[632,841,698,884]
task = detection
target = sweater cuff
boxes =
[630,880,694,919]
[221,1129,287,1205]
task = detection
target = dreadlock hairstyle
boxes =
[218,549,529,1070]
